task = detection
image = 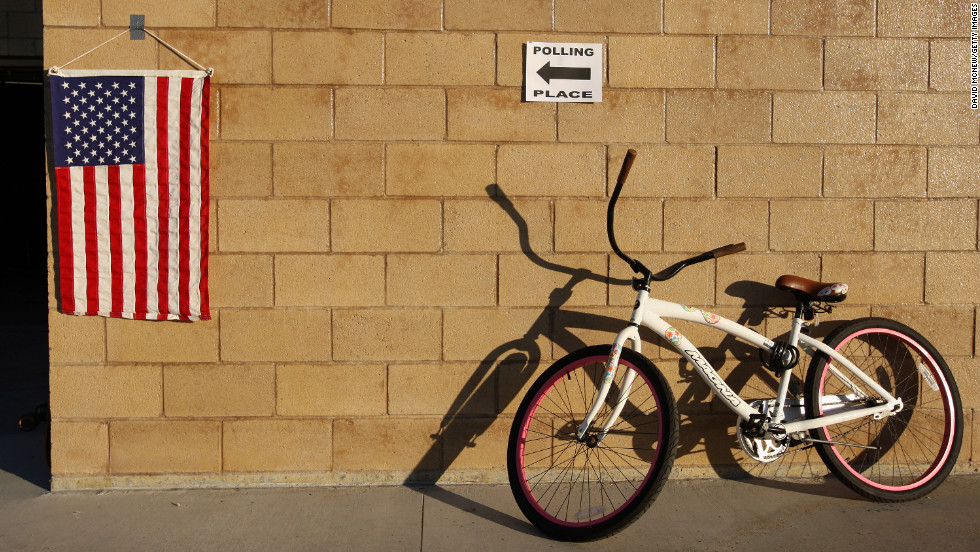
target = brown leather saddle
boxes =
[775,275,849,303]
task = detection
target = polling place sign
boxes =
[525,42,602,103]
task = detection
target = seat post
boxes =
[793,298,816,321]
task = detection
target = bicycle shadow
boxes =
[668,281,857,499]
[403,185,639,533]
[405,186,857,532]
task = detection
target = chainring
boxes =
[736,400,788,463]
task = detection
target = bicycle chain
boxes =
[769,399,880,458]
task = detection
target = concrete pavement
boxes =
[1,426,978,551]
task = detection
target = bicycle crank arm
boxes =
[801,437,878,451]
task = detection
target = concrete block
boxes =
[334,0,441,28]
[276,364,386,416]
[106,317,219,363]
[822,253,926,305]
[386,33,495,86]
[875,199,978,251]
[386,143,496,197]
[447,88,556,142]
[217,0,328,28]
[218,199,330,252]
[825,38,929,91]
[774,92,877,144]
[220,309,332,362]
[445,0,552,30]
[210,142,272,197]
[50,364,162,418]
[878,93,980,145]
[772,0,875,36]
[273,143,384,197]
[667,90,771,144]
[558,90,665,143]
[331,199,441,253]
[717,146,822,198]
[275,254,384,307]
[332,309,442,361]
[164,364,275,417]
[273,31,382,85]
[718,37,822,90]
[609,36,714,88]
[220,87,332,141]
[770,199,873,251]
[387,254,496,307]
[208,254,274,308]
[110,420,220,474]
[665,0,769,34]
[824,146,927,197]
[335,88,445,140]
[223,419,332,472]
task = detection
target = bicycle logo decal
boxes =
[665,327,682,345]
[682,305,721,324]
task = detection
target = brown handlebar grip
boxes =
[711,242,746,258]
[615,149,638,187]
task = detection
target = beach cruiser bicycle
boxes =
[506,150,963,541]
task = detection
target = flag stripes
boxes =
[52,71,210,321]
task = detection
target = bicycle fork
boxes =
[576,326,642,443]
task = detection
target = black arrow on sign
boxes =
[536,61,592,84]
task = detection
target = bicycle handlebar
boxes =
[607,149,746,285]
[608,149,650,275]
[710,242,747,259]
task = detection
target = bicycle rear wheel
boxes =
[804,318,962,501]
[507,345,678,541]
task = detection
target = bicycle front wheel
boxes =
[804,318,962,501]
[507,345,678,541]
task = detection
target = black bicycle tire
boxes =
[507,345,679,541]
[803,317,963,502]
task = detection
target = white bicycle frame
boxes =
[577,287,902,442]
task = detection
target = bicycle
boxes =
[506,149,964,541]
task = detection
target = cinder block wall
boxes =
[44,0,978,489]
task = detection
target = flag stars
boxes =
[56,77,145,167]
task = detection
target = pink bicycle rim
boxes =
[818,327,955,492]
[517,355,664,527]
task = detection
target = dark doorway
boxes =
[0,54,51,489]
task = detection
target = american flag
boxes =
[50,69,211,321]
